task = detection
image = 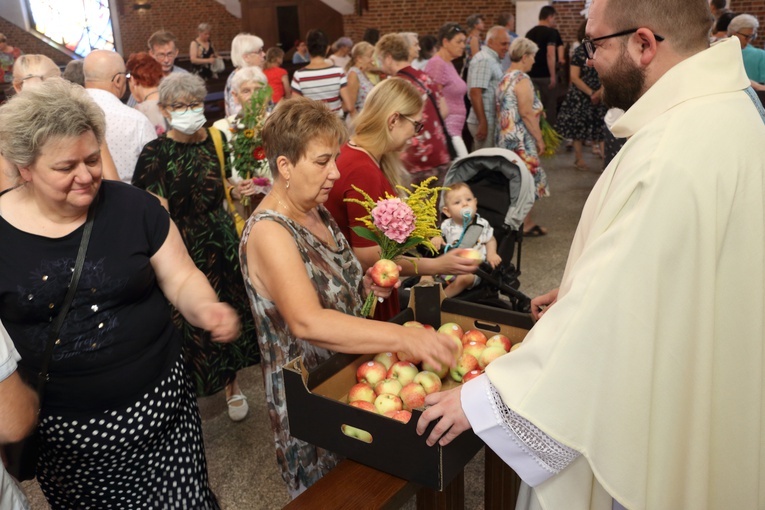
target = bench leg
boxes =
[416,471,464,510]
[484,447,522,509]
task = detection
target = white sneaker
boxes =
[227,392,249,422]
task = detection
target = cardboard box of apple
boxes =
[282,284,534,490]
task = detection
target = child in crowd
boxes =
[431,182,501,297]
[263,47,291,104]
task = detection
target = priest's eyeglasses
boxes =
[582,28,665,59]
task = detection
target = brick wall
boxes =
[117,0,243,57]
[340,0,765,49]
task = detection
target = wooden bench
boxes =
[283,448,520,509]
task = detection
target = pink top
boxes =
[425,54,468,137]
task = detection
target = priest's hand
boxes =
[531,287,559,320]
[416,386,471,447]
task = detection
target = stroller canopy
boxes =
[442,148,536,231]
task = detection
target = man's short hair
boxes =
[603,0,713,54]
[710,0,727,11]
[728,13,760,35]
[539,6,556,20]
[486,26,509,44]
[497,13,514,27]
[306,29,329,58]
[148,30,177,50]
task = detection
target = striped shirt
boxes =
[291,66,347,116]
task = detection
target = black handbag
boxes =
[397,69,459,160]
[1,199,96,481]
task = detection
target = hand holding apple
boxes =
[398,326,458,375]
[436,249,482,275]
[369,259,400,287]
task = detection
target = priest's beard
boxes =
[600,52,646,111]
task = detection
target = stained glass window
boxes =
[25,0,116,57]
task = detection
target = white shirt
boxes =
[86,89,157,183]
[0,321,30,510]
[464,38,765,510]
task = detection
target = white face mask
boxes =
[169,107,206,135]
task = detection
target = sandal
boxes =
[574,160,589,171]
[523,225,548,237]
[227,392,249,422]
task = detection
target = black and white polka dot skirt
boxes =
[36,357,219,510]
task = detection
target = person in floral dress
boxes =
[496,37,550,236]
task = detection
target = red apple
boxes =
[450,353,479,382]
[402,320,424,328]
[463,340,486,361]
[399,382,427,410]
[438,322,464,340]
[413,370,442,394]
[479,346,508,369]
[458,248,482,261]
[374,393,403,414]
[422,324,436,331]
[356,360,388,386]
[349,400,377,413]
[341,424,373,443]
[348,382,376,403]
[387,361,419,386]
[374,377,403,396]
[370,259,399,287]
[373,352,398,371]
[462,329,487,346]
[388,410,412,423]
[421,359,449,379]
[486,334,512,352]
[462,369,483,384]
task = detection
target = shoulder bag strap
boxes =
[397,69,457,158]
[36,195,97,396]
[209,128,237,212]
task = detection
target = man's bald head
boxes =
[83,50,125,83]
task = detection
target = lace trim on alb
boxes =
[488,381,580,474]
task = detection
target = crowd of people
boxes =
[1,0,765,507]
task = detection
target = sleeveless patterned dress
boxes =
[239,206,365,498]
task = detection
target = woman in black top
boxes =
[190,22,219,80]
[0,79,237,509]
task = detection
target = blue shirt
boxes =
[741,44,765,83]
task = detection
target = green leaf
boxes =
[399,237,424,250]
[351,226,381,245]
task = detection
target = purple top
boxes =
[425,54,468,137]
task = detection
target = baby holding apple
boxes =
[428,182,501,298]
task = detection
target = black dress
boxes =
[0,182,218,509]
[191,39,216,80]
[132,130,260,396]
[555,45,608,142]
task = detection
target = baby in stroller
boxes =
[430,182,502,298]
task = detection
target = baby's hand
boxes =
[431,236,445,251]
[487,253,502,268]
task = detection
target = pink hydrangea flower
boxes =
[371,198,415,244]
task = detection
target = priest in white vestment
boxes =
[417,1,765,509]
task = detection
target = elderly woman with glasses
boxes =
[325,78,480,321]
[0,78,236,509]
[496,37,549,236]
[132,73,260,421]
[240,96,458,497]
[727,14,765,90]
[425,23,468,139]
[224,32,265,117]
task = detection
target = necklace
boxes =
[347,141,380,167]
[143,90,159,101]
[270,190,334,247]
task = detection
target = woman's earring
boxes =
[286,180,290,189]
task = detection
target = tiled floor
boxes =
[21,146,605,509]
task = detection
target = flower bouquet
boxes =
[539,115,563,158]
[345,177,445,317]
[229,84,273,207]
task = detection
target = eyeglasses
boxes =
[446,24,465,38]
[399,113,424,134]
[111,71,130,82]
[735,31,758,41]
[152,50,178,60]
[20,74,48,83]
[581,28,665,59]
[164,101,204,112]
[247,49,265,56]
